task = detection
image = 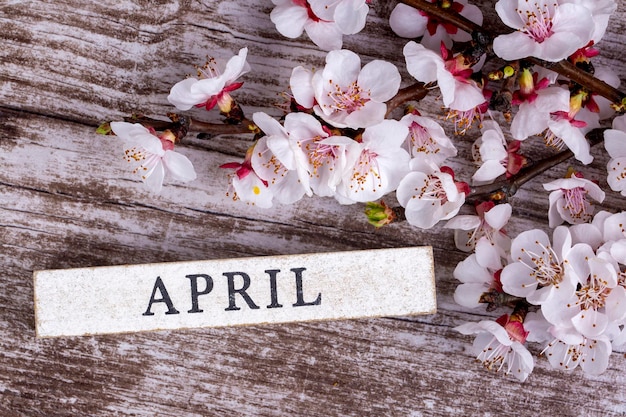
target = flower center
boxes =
[517,2,555,43]
[575,275,611,310]
[542,128,565,150]
[562,186,590,221]
[326,81,370,114]
[408,122,439,155]
[413,174,448,204]
[301,136,339,177]
[519,243,564,287]
[349,149,380,191]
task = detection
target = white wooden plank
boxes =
[34,247,435,337]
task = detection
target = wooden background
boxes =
[2,0,626,415]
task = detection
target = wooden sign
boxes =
[33,247,436,337]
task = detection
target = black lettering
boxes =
[291,267,321,307]
[142,276,180,316]
[186,274,213,313]
[265,269,283,309]
[224,272,260,311]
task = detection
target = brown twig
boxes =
[386,82,429,116]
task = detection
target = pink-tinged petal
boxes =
[572,309,608,339]
[362,119,410,150]
[580,336,611,375]
[304,21,343,51]
[454,283,488,308]
[609,239,626,264]
[167,78,209,110]
[564,244,591,285]
[523,311,551,343]
[510,229,550,262]
[396,171,426,207]
[569,223,603,250]
[162,151,197,183]
[454,254,492,284]
[358,60,401,102]
[527,285,557,305]
[111,122,164,156]
[550,325,584,346]
[509,343,534,382]
[269,170,306,205]
[447,81,485,112]
[495,0,524,29]
[534,31,587,62]
[510,102,551,140]
[547,191,565,228]
[191,77,226,96]
[143,161,165,193]
[485,203,512,230]
[270,3,308,38]
[290,66,315,109]
[334,0,368,35]
[340,101,387,129]
[603,212,626,242]
[475,237,503,272]
[389,3,427,38]
[606,286,626,323]
[544,339,581,371]
[445,215,481,231]
[589,257,617,287]
[458,2,483,26]
[403,41,441,84]
[606,158,626,196]
[547,119,593,164]
[323,49,361,87]
[403,198,444,229]
[473,159,506,183]
[253,112,286,138]
[501,262,538,298]
[550,3,594,43]
[266,135,295,170]
[612,114,626,132]
[233,174,273,209]
[493,32,541,61]
[283,112,325,138]
[604,129,626,158]
[221,48,251,85]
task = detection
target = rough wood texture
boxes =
[1,0,625,415]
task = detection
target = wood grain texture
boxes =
[1,0,626,415]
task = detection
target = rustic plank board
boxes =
[2,0,626,415]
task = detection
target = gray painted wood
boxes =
[1,0,625,415]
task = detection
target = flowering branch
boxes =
[469,128,607,201]
[399,0,626,105]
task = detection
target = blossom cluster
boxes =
[101,0,626,382]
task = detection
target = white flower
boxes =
[309,49,401,129]
[543,334,612,375]
[455,315,534,382]
[604,114,626,196]
[396,159,466,229]
[389,0,483,51]
[510,84,570,141]
[221,150,274,209]
[493,0,594,62]
[110,122,197,193]
[336,120,410,203]
[500,226,581,305]
[251,136,307,206]
[453,240,506,309]
[471,120,526,185]
[542,255,626,339]
[403,41,486,112]
[543,116,593,165]
[445,201,512,254]
[167,48,250,111]
[543,174,605,227]
[399,112,457,165]
[270,0,344,51]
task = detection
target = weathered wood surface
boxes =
[1,0,626,415]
